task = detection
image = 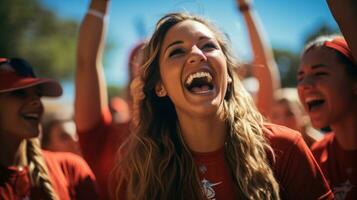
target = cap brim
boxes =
[0,77,63,97]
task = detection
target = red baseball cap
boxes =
[0,58,62,97]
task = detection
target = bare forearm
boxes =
[75,0,110,130]
[240,6,280,115]
[326,0,357,61]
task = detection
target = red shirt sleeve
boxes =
[77,106,129,199]
[77,107,113,160]
[43,151,99,200]
[264,123,334,200]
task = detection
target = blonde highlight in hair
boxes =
[19,139,58,200]
[113,12,279,199]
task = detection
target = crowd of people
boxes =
[1,0,356,199]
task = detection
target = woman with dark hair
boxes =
[112,13,332,199]
[0,58,98,200]
[236,0,322,147]
[298,35,357,199]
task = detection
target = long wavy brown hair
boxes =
[113,12,280,200]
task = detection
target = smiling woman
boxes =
[298,35,357,199]
[112,13,333,200]
[0,58,99,200]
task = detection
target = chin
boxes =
[25,128,41,139]
[311,120,328,130]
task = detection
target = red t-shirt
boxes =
[311,132,357,200]
[0,150,98,200]
[77,107,129,200]
[191,123,333,200]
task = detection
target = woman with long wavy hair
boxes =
[113,13,332,200]
[0,58,98,200]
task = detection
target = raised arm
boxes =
[237,0,280,116]
[326,0,357,61]
[75,0,110,131]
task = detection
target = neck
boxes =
[0,134,23,167]
[177,112,227,153]
[331,112,357,150]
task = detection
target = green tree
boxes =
[272,23,339,88]
[0,0,77,80]
[273,48,300,87]
[303,24,339,45]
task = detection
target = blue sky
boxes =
[40,0,338,102]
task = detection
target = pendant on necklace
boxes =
[199,164,207,174]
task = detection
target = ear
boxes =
[155,81,167,97]
[227,75,232,84]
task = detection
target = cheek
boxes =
[323,80,348,99]
[297,87,304,102]
[160,65,182,88]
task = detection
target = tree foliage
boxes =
[0,0,78,80]
[273,48,300,87]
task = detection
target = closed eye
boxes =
[315,72,328,76]
[297,77,303,83]
[202,42,218,51]
[169,48,185,58]
[297,74,304,83]
[11,89,27,98]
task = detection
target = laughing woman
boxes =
[297,35,357,199]
[113,13,332,200]
[0,58,98,200]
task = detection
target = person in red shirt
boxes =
[297,3,357,198]
[111,12,333,199]
[41,119,82,155]
[75,0,142,198]
[236,0,323,148]
[0,58,99,200]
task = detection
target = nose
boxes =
[297,76,314,90]
[28,95,42,108]
[187,46,206,65]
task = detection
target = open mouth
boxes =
[184,71,214,94]
[22,113,41,123]
[306,98,325,111]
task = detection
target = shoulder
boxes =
[263,124,333,199]
[42,150,94,176]
[263,123,303,149]
[311,132,334,152]
[263,123,311,165]
[42,151,99,199]
[310,132,335,162]
[42,150,86,164]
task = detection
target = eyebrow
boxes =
[164,36,213,53]
[311,64,327,69]
[298,64,327,76]
[165,40,183,53]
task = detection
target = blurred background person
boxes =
[236,0,322,147]
[41,118,81,155]
[236,0,280,116]
[296,1,357,199]
[298,34,356,200]
[75,0,141,198]
[270,88,323,147]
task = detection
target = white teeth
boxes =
[185,72,212,85]
[305,97,321,103]
[23,113,40,119]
